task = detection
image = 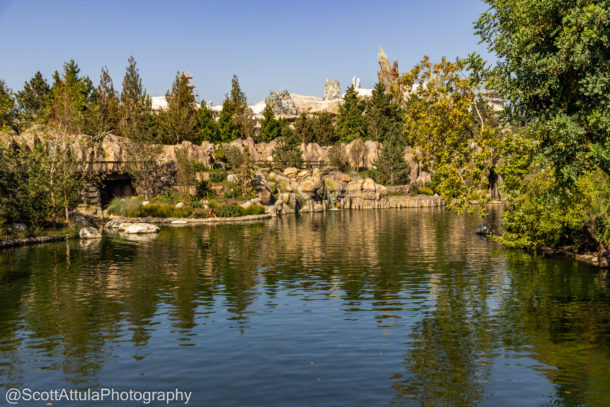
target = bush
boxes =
[209,168,227,183]
[241,204,265,216]
[106,197,144,217]
[191,208,209,218]
[196,180,216,199]
[418,187,434,196]
[216,204,242,218]
[226,146,245,169]
[328,144,348,171]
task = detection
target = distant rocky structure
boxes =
[323,78,341,100]
[377,47,400,91]
[264,90,298,116]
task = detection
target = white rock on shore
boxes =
[121,223,160,234]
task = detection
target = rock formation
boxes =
[323,78,341,100]
[377,47,400,91]
[264,90,298,116]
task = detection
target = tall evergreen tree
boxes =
[16,71,50,125]
[218,96,239,142]
[0,80,16,131]
[373,126,410,185]
[229,74,255,139]
[336,85,366,142]
[258,104,282,143]
[45,60,93,134]
[311,111,337,146]
[118,56,166,199]
[366,82,402,142]
[197,100,221,144]
[294,112,316,144]
[158,72,198,144]
[119,56,153,141]
[89,66,120,136]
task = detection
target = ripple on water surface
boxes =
[0,208,608,406]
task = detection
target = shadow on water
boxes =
[0,207,609,406]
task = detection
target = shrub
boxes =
[241,204,265,216]
[209,168,227,183]
[196,180,216,199]
[191,208,209,218]
[328,144,348,171]
[216,204,242,218]
[418,187,434,196]
[226,146,245,169]
[106,197,144,217]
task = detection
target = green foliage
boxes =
[197,100,221,143]
[258,104,282,143]
[294,113,315,144]
[118,56,154,142]
[209,168,227,183]
[373,127,410,186]
[273,127,303,169]
[157,72,198,144]
[45,60,94,135]
[88,66,120,137]
[174,145,197,201]
[241,204,265,216]
[418,187,434,196]
[216,204,242,218]
[218,97,239,142]
[366,82,403,143]
[295,112,338,146]
[226,145,244,169]
[0,80,16,131]
[401,56,502,213]
[195,179,216,200]
[16,71,50,126]
[476,0,610,182]
[229,75,256,139]
[327,143,348,171]
[337,85,366,142]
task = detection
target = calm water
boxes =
[1,209,609,406]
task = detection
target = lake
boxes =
[1,209,608,406]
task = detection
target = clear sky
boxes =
[0,0,492,105]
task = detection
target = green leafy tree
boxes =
[197,100,221,143]
[46,60,94,135]
[366,82,402,143]
[218,96,239,142]
[258,104,282,143]
[0,80,16,131]
[373,127,411,185]
[16,71,50,126]
[158,72,198,144]
[336,85,366,142]
[401,56,502,213]
[476,0,610,182]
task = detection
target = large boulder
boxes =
[323,78,341,100]
[79,227,102,239]
[265,90,298,116]
[122,223,160,234]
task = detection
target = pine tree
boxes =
[158,72,198,144]
[89,66,120,136]
[366,82,402,143]
[119,56,153,141]
[294,113,315,144]
[197,100,221,143]
[0,80,16,131]
[218,96,239,142]
[336,85,366,142]
[229,74,255,139]
[118,56,166,199]
[311,111,337,146]
[45,60,94,135]
[258,104,282,143]
[373,126,410,185]
[16,71,50,125]
[273,126,303,169]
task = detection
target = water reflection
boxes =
[0,208,608,406]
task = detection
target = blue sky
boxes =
[0,0,492,105]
